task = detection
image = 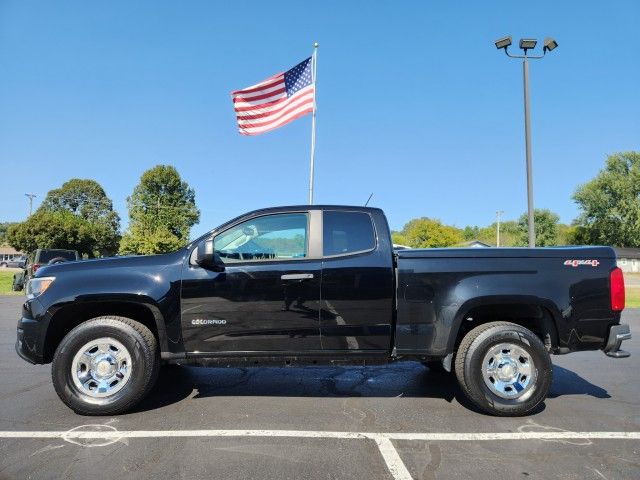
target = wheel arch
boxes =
[447,296,561,354]
[43,300,168,363]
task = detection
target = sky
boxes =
[0,1,638,238]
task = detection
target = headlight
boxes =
[26,277,55,299]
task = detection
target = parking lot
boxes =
[0,295,638,480]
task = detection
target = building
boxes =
[455,240,492,248]
[0,246,25,262]
[614,247,640,273]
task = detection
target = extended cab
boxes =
[16,206,631,416]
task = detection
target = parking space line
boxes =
[0,429,638,440]
[373,436,413,480]
[1,429,638,480]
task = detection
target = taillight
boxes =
[610,267,625,311]
[32,264,40,273]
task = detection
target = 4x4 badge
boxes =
[563,259,600,267]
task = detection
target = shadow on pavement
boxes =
[548,365,610,399]
[134,362,606,415]
[135,362,469,413]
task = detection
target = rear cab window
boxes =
[38,250,78,263]
[323,211,375,256]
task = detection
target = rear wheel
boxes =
[52,316,159,415]
[454,322,552,416]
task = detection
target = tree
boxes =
[395,218,463,248]
[120,165,200,255]
[474,221,522,247]
[7,179,120,257]
[463,226,480,241]
[0,222,18,246]
[517,209,560,246]
[557,224,579,245]
[572,152,640,247]
[38,179,120,256]
[7,210,95,255]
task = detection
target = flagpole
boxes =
[308,42,318,204]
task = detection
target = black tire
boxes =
[422,360,448,373]
[52,316,159,415]
[454,322,552,417]
[12,277,22,291]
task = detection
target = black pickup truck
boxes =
[16,205,631,416]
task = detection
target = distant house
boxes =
[0,246,25,262]
[455,240,492,248]
[614,247,640,273]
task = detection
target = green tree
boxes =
[572,151,640,247]
[517,209,560,246]
[120,165,200,255]
[475,220,522,247]
[391,231,408,245]
[38,178,120,256]
[7,210,95,255]
[0,222,18,246]
[396,218,463,248]
[463,226,480,241]
[557,224,579,245]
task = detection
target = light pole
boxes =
[496,210,504,247]
[494,36,558,247]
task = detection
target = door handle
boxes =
[281,273,314,280]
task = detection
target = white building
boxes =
[614,247,640,273]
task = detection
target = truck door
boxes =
[181,211,322,353]
[320,210,395,351]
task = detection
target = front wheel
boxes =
[52,316,159,415]
[454,322,552,417]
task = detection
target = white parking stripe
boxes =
[2,429,638,480]
[374,437,413,480]
[0,429,638,440]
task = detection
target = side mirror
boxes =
[195,239,224,271]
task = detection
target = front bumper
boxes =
[603,324,632,358]
[15,297,48,365]
[16,316,44,364]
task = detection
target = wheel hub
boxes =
[496,358,518,382]
[71,338,133,398]
[481,342,537,400]
[93,356,116,378]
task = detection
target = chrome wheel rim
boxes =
[481,342,537,400]
[71,337,132,398]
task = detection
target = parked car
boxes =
[12,249,80,291]
[0,256,26,269]
[15,205,630,417]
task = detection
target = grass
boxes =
[627,286,640,309]
[0,270,22,296]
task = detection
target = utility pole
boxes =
[25,193,37,216]
[496,210,504,247]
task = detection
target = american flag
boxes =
[231,57,315,136]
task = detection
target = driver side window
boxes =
[214,213,308,263]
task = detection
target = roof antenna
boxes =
[364,192,373,206]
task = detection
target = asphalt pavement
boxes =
[0,295,638,479]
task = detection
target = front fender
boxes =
[37,266,183,356]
